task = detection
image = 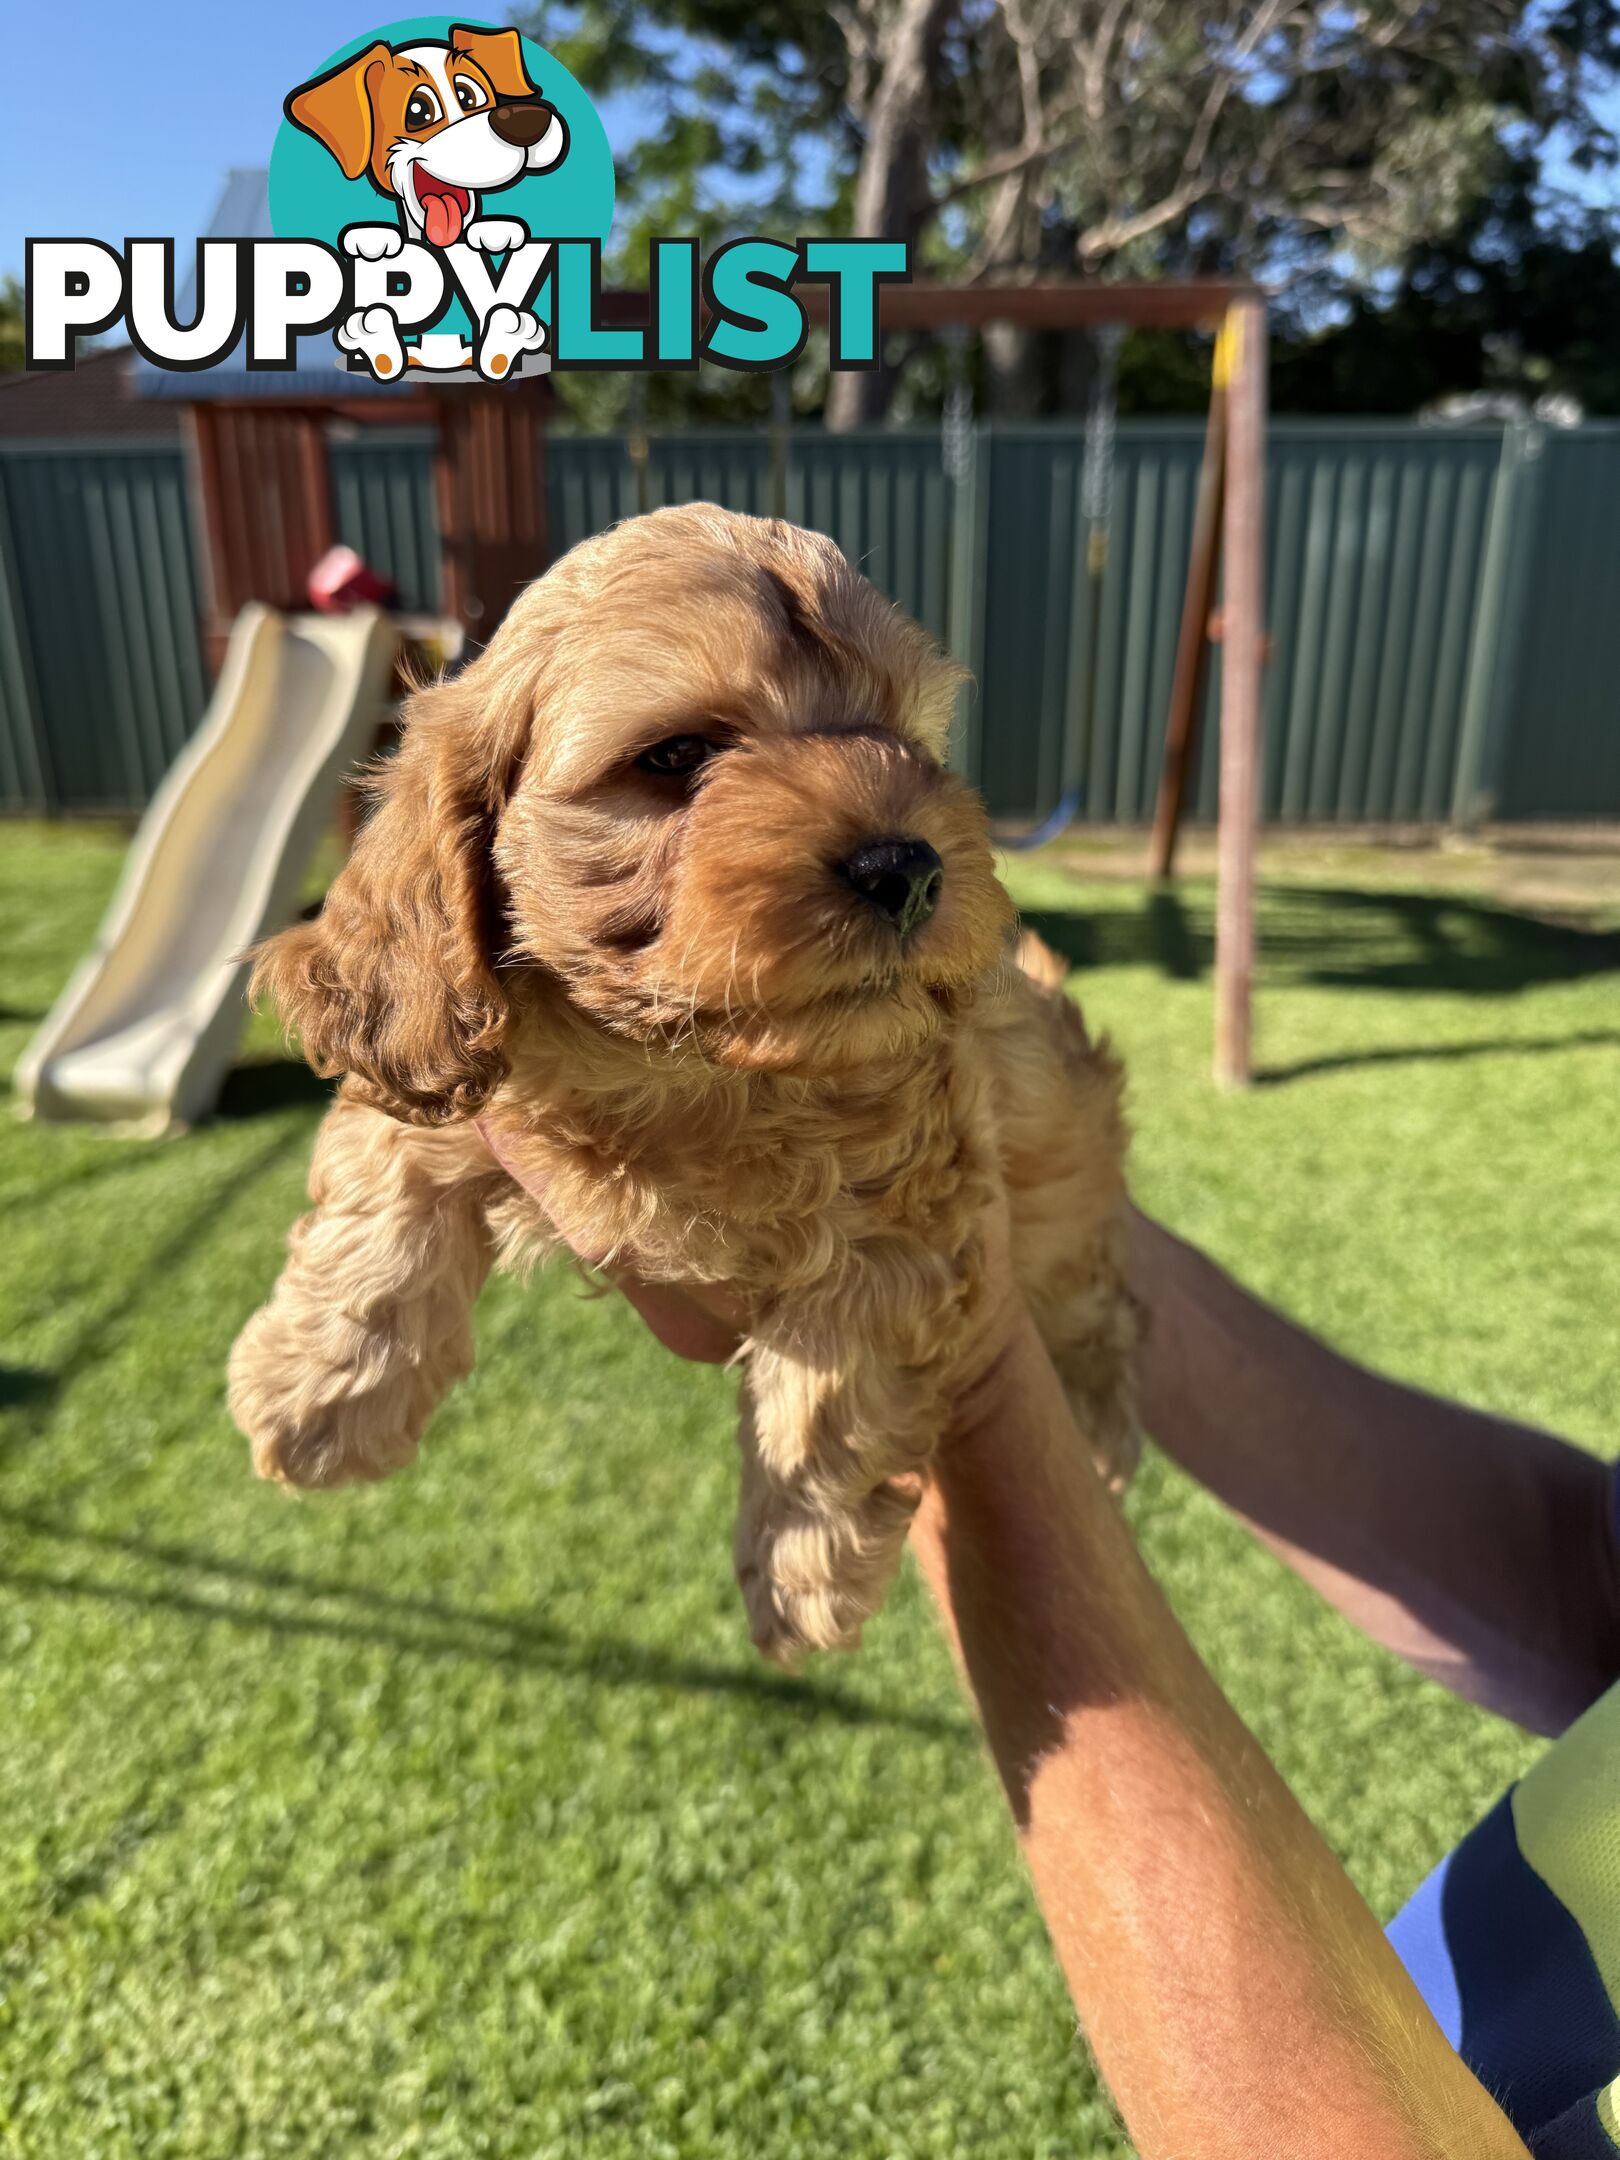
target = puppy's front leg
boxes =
[733,1354,929,1664]
[229,1095,504,1489]
[732,1235,980,1662]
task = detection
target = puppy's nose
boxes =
[840,838,944,935]
[489,98,556,148]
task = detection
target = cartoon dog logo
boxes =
[286,25,569,380]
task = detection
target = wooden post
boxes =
[1213,296,1267,1089]
[185,402,335,672]
[1149,333,1228,880]
[431,399,469,632]
[433,386,551,644]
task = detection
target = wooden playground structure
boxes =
[174,278,1268,1084]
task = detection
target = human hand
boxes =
[587,1177,1024,1428]
[589,1261,745,1366]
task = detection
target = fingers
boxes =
[599,1269,744,1364]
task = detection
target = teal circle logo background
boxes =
[268,17,615,286]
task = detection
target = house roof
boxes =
[132,168,412,404]
[0,347,182,439]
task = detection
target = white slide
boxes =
[17,607,399,1130]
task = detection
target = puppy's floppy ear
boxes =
[252,671,527,1127]
[285,42,389,182]
[449,24,536,100]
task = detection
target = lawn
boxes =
[3,820,1618,2159]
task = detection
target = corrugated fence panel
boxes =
[330,431,439,614]
[1096,430,1205,823]
[6,420,1620,821]
[789,432,954,642]
[0,466,50,813]
[547,432,774,555]
[974,424,1511,824]
[546,428,953,642]
[977,429,1081,817]
[1262,427,1504,827]
[977,425,1210,823]
[1495,430,1620,819]
[645,432,774,517]
[548,436,640,552]
[0,441,208,813]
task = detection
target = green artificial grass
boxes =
[3,820,1618,2158]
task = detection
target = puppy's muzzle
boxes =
[839,838,944,936]
[490,97,560,148]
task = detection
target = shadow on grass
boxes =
[0,1125,307,1453]
[8,1140,176,1208]
[1020,882,1620,999]
[1282,886,1620,995]
[214,1058,333,1121]
[0,1368,57,1411]
[1020,887,1209,982]
[0,1509,968,1739]
[1257,1027,1620,1087]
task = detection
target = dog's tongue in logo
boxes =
[414,169,471,249]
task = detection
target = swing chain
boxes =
[1081,323,1124,538]
[942,326,974,489]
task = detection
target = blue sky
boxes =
[6,0,1618,286]
[1,0,651,283]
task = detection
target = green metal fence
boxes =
[0,441,209,814]
[329,432,442,616]
[2,419,1616,822]
[1491,429,1620,820]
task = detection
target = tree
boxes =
[1272,162,1620,415]
[837,0,1620,420]
[524,0,858,426]
[526,0,1620,425]
[0,278,25,374]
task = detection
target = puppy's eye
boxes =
[405,88,443,131]
[453,75,488,113]
[636,735,716,778]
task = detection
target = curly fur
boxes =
[229,504,1138,1662]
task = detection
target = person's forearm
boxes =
[1132,1210,1620,1735]
[914,1314,1531,2160]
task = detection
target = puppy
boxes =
[287,26,568,253]
[228,507,1139,1664]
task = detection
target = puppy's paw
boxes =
[476,303,546,381]
[341,224,404,262]
[464,215,527,254]
[1092,1413,1142,1496]
[228,1307,422,1492]
[735,1483,917,1665]
[336,304,405,382]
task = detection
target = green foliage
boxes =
[4,823,1619,2154]
[1098,167,1620,418]
[526,0,853,426]
[1273,167,1620,416]
[523,0,1620,422]
[0,277,25,374]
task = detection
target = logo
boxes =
[24,16,908,384]
[272,18,609,382]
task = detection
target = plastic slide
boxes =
[16,606,399,1129]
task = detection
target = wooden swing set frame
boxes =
[796,277,1271,1087]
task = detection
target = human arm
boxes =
[1131,1207,1620,1736]
[578,1224,1533,2152]
[910,1304,1533,2160]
